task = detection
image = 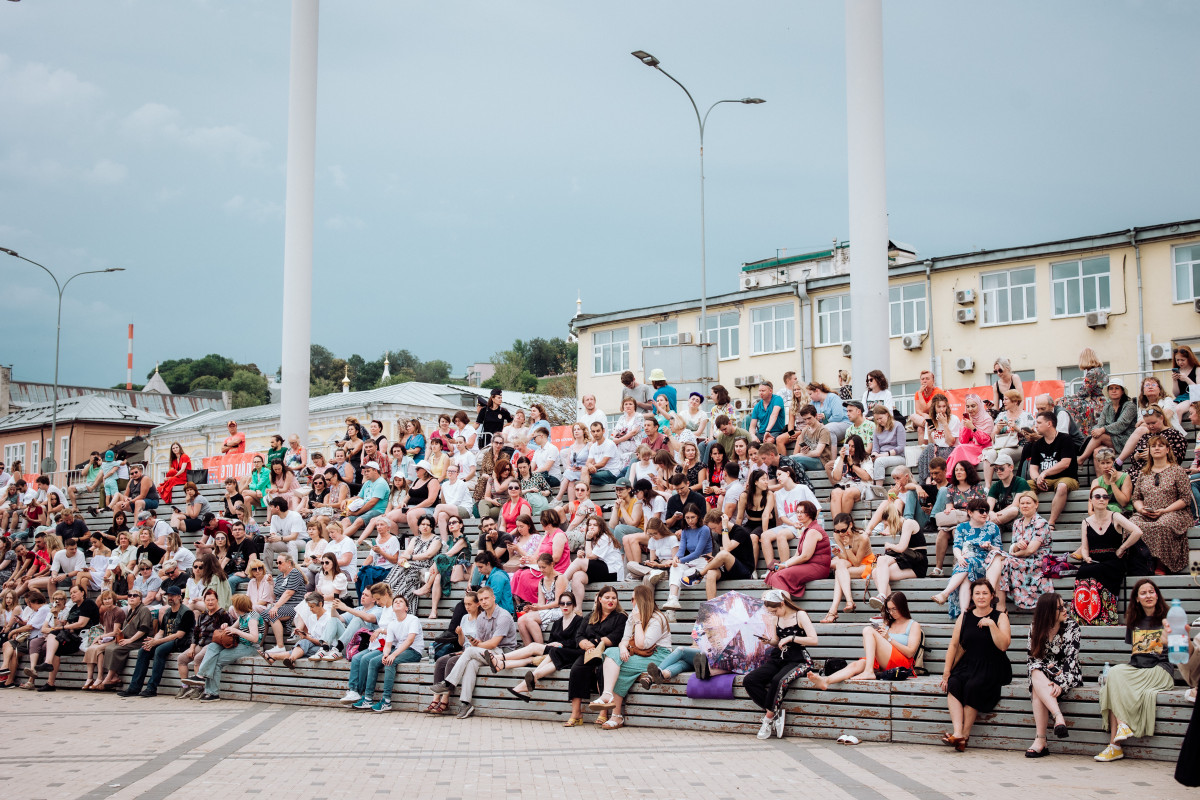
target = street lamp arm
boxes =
[2,250,62,296]
[652,66,704,139]
[61,269,121,294]
[701,100,743,135]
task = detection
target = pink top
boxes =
[536,527,571,573]
[500,498,532,534]
[247,576,274,611]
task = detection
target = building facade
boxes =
[571,219,1200,417]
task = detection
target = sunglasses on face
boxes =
[1091,493,1108,500]
[559,601,575,607]
[833,527,849,534]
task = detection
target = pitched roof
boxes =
[0,395,169,433]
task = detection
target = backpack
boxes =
[345,628,372,660]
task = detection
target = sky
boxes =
[2,0,1197,388]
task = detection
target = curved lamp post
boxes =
[0,247,123,475]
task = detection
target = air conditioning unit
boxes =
[1193,298,1200,314]
[742,275,759,289]
[955,308,976,323]
[955,356,975,373]
[733,399,745,410]
[677,332,694,344]
[901,334,922,351]
[1147,342,1173,362]
[733,374,765,388]
[955,289,975,305]
[733,376,747,388]
[1085,311,1109,328]
[841,344,852,358]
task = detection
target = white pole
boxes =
[845,0,890,385]
[280,0,319,440]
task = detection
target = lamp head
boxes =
[105,268,125,273]
[741,98,766,104]
[0,247,17,257]
[631,50,660,68]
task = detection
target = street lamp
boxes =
[631,50,764,345]
[0,247,124,475]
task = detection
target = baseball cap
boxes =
[136,511,153,522]
[615,476,631,488]
[164,585,183,596]
[993,453,1014,467]
[104,451,115,462]
[362,461,381,472]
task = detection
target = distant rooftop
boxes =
[7,380,227,419]
[0,395,168,433]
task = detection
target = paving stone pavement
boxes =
[0,693,1189,800]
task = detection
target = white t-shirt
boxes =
[458,424,479,451]
[723,480,745,515]
[374,605,397,629]
[646,533,680,562]
[47,484,68,505]
[453,452,476,478]
[325,536,358,579]
[150,520,173,545]
[51,549,86,577]
[171,547,196,572]
[296,606,340,642]
[0,472,11,491]
[640,494,667,522]
[578,409,608,432]
[24,605,52,639]
[442,478,472,509]
[629,461,656,484]
[591,536,625,581]
[587,440,618,471]
[532,443,561,476]
[366,535,401,568]
[271,510,308,543]
[930,415,962,448]
[383,614,424,655]
[773,484,821,527]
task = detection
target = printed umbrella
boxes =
[690,591,771,673]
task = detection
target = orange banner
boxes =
[549,425,574,451]
[201,452,264,485]
[943,380,1065,418]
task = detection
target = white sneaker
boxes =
[757,717,773,740]
[337,690,361,704]
[663,596,682,610]
[774,709,786,738]
[647,569,666,585]
[751,571,759,580]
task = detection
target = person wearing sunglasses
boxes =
[1115,405,1188,475]
[1073,486,1144,626]
[496,592,583,701]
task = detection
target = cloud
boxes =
[0,149,69,182]
[84,159,128,185]
[0,54,103,108]
[223,195,282,223]
[325,214,365,232]
[123,102,270,166]
[329,165,347,189]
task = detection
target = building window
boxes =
[638,321,678,367]
[701,311,740,360]
[1174,243,1200,302]
[1059,363,1111,392]
[751,303,795,355]
[816,294,851,346]
[592,328,629,376]
[1051,256,1110,317]
[3,443,25,468]
[981,267,1037,325]
[60,437,70,470]
[889,283,927,337]
[30,441,39,470]
[891,380,919,418]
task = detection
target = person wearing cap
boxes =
[843,401,875,454]
[986,453,1030,528]
[343,460,390,542]
[981,389,1035,489]
[648,368,676,412]
[743,589,819,740]
[476,388,514,450]
[1077,376,1138,466]
[119,583,195,698]
[221,421,246,454]
[402,460,441,534]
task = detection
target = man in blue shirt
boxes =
[649,368,677,412]
[748,381,786,443]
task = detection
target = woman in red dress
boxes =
[157,442,191,504]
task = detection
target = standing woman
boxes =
[984,491,1053,612]
[157,443,191,505]
[744,589,819,740]
[342,423,365,475]
[1096,579,1176,762]
[1024,592,1081,757]
[1073,484,1143,626]
[1130,435,1192,574]
[991,358,1024,408]
[476,388,514,450]
[564,586,628,727]
[940,579,1012,752]
[1060,347,1108,433]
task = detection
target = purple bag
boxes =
[686,672,736,700]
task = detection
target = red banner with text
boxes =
[943,381,1065,418]
[201,452,264,485]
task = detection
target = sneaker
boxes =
[456,702,475,719]
[1094,744,1124,762]
[757,717,774,740]
[428,680,453,694]
[663,596,682,610]
[199,693,221,702]
[751,571,759,580]
[372,699,392,713]
[1112,723,1134,743]
[868,595,886,611]
[184,686,204,700]
[351,698,373,710]
[181,676,205,688]
[337,690,362,704]
[774,708,786,738]
[138,690,157,698]
[36,683,56,692]
[646,569,666,586]
[680,570,702,587]
[36,662,52,673]
[311,648,330,661]
[175,686,192,698]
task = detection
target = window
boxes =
[816,294,851,346]
[751,303,795,355]
[592,328,629,376]
[30,441,39,470]
[889,283,927,337]
[3,443,25,468]
[701,311,740,360]
[60,437,69,470]
[891,380,919,418]
[639,321,678,367]
[1051,256,1109,317]
[1174,243,1200,302]
[1059,363,1110,392]
[981,267,1037,325]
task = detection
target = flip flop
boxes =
[523,671,537,693]
[507,686,531,702]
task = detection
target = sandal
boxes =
[593,711,609,726]
[818,613,838,624]
[423,699,441,713]
[507,686,532,702]
[637,673,654,690]
[601,714,625,730]
[562,717,583,727]
[588,692,616,710]
[522,671,537,693]
[842,602,856,614]
[955,737,969,752]
[488,652,506,673]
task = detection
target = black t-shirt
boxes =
[665,491,701,532]
[476,405,513,435]
[161,606,196,651]
[161,573,190,594]
[67,598,100,628]
[1025,433,1078,481]
[135,542,166,566]
[57,518,91,555]
[727,527,755,572]
[231,534,264,566]
[1126,618,1171,674]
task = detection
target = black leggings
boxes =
[743,651,812,715]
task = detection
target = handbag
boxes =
[628,640,656,657]
[935,509,968,529]
[582,645,606,663]
[877,666,913,681]
[212,628,237,649]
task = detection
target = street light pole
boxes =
[0,247,123,477]
[631,50,764,345]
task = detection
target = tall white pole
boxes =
[845,0,890,385]
[280,0,319,441]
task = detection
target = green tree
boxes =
[189,375,221,392]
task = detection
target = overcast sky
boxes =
[2,0,1197,388]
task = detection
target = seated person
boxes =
[0,590,50,688]
[586,585,672,730]
[500,592,584,700]
[744,590,819,739]
[561,586,628,727]
[1024,411,1080,529]
[828,435,873,518]
[175,588,232,697]
[689,508,755,598]
[1116,405,1188,473]
[339,594,423,712]
[427,585,520,719]
[985,454,1029,529]
[809,591,921,687]
[820,515,873,623]
[119,585,195,698]
[1130,437,1192,574]
[269,591,346,667]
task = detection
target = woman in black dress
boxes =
[562,585,627,727]
[1073,485,1144,626]
[940,578,1012,751]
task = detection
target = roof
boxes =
[0,395,169,433]
[9,381,225,419]
[149,382,561,434]
[571,284,799,330]
[142,371,172,395]
[741,239,915,273]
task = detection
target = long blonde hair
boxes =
[631,584,664,632]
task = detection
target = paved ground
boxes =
[0,693,1189,800]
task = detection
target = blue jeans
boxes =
[791,455,823,472]
[613,524,642,542]
[1190,476,1200,519]
[658,646,700,679]
[127,640,177,695]
[590,470,618,486]
[229,575,249,594]
[348,647,421,699]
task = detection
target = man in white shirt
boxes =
[0,463,12,492]
[530,426,561,487]
[138,510,174,547]
[577,394,607,432]
[32,537,86,593]
[760,462,822,569]
[581,422,618,486]
[434,464,473,540]
[265,497,308,569]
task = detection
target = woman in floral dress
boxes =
[931,498,1002,620]
[985,491,1053,611]
[610,397,643,475]
[1025,592,1082,756]
[1059,347,1107,434]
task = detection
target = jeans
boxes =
[658,646,700,678]
[792,455,823,472]
[613,524,642,542]
[229,575,249,594]
[338,614,379,647]
[196,641,257,696]
[127,640,178,694]
[349,647,421,699]
[590,470,618,486]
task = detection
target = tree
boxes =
[226,369,270,408]
[189,375,221,392]
[149,354,270,407]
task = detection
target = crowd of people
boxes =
[0,355,1196,765]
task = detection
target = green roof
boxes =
[741,244,845,273]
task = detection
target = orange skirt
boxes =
[874,646,913,672]
[859,552,877,580]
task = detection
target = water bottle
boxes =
[1099,662,1110,687]
[1167,598,1189,664]
[426,643,436,662]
